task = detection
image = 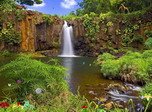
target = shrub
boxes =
[101,60,121,78]
[96,53,115,65]
[119,51,142,62]
[97,51,152,82]
[130,59,149,81]
[144,38,152,49]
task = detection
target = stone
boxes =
[104,102,113,110]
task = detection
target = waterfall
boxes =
[59,21,76,57]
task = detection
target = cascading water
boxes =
[59,21,76,57]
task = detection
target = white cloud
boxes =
[61,0,77,9]
[32,2,46,8]
[27,8,35,11]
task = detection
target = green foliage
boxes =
[101,60,121,78]
[96,53,115,65]
[97,51,152,82]
[132,35,144,43]
[142,83,152,95]
[76,0,152,16]
[14,9,26,21]
[78,0,111,15]
[42,15,53,25]
[83,12,100,40]
[62,12,80,20]
[122,23,143,46]
[0,56,67,99]
[99,12,116,21]
[0,25,21,45]
[145,38,152,49]
[15,0,43,6]
[0,50,12,57]
[140,83,152,111]
[142,50,152,58]
[144,30,152,38]
[106,21,113,27]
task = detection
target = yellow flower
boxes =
[95,104,99,109]
[144,94,152,101]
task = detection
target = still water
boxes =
[38,57,123,100]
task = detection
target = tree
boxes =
[0,0,43,6]
[77,0,111,15]
[15,0,43,6]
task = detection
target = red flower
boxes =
[82,105,88,108]
[17,102,21,106]
[0,102,9,108]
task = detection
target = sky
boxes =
[27,0,82,16]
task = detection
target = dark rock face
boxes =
[18,12,63,55]
[0,10,63,56]
[69,9,152,57]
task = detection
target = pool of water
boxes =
[36,57,124,99]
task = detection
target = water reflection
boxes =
[61,57,76,93]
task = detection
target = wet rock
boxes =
[107,84,128,93]
[89,91,97,95]
[104,102,113,110]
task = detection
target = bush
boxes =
[0,56,67,99]
[130,59,149,81]
[97,51,152,82]
[101,60,121,78]
[96,53,115,65]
